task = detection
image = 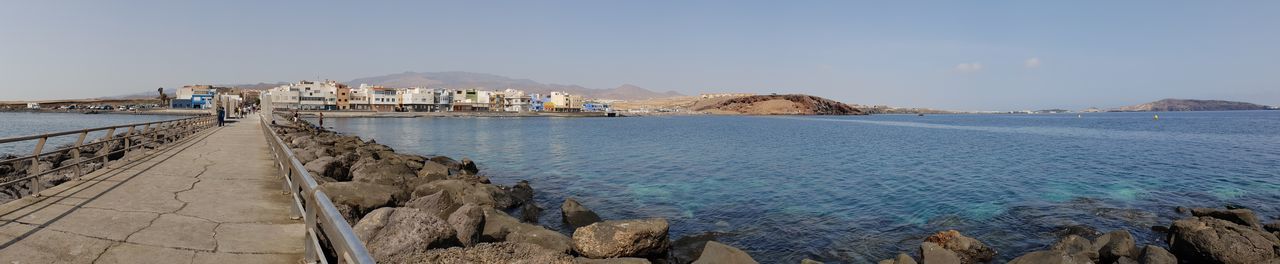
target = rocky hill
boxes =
[1115,99,1272,112]
[692,94,865,115]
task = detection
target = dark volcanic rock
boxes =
[447,204,485,247]
[460,158,479,174]
[1138,245,1177,264]
[691,241,757,264]
[919,241,961,264]
[877,253,917,264]
[320,182,404,220]
[510,180,534,205]
[519,202,543,223]
[1190,207,1263,229]
[481,208,572,254]
[304,156,351,181]
[575,257,652,264]
[1049,235,1096,261]
[1167,216,1280,264]
[1094,230,1137,263]
[405,190,461,220]
[1007,250,1091,264]
[572,219,671,259]
[353,207,458,262]
[922,230,996,263]
[350,157,416,187]
[561,197,603,230]
[671,232,733,264]
[384,242,572,264]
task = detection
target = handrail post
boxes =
[28,136,47,197]
[304,194,318,264]
[140,124,152,153]
[98,128,116,164]
[71,131,88,181]
[122,126,136,161]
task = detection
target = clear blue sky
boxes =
[2,1,1277,110]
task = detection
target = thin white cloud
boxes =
[1025,57,1041,68]
[955,62,983,73]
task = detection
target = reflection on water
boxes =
[321,111,1280,263]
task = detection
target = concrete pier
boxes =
[0,115,303,263]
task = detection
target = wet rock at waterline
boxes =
[572,218,671,259]
[561,197,602,230]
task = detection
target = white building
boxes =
[362,84,401,112]
[26,103,40,109]
[268,80,341,110]
[401,87,438,112]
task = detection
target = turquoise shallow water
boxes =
[320,111,1280,263]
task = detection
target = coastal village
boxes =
[172,81,614,114]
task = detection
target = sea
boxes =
[3,111,1277,263]
[0,112,180,156]
[318,111,1280,263]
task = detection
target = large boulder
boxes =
[460,158,479,174]
[1191,207,1263,229]
[304,156,351,181]
[405,190,462,220]
[691,241,757,264]
[572,219,671,259]
[1049,235,1096,261]
[293,148,318,164]
[413,179,517,209]
[511,180,534,205]
[671,232,731,264]
[562,198,603,230]
[1167,216,1280,264]
[352,207,458,262]
[919,242,961,264]
[1093,230,1137,263]
[384,242,573,264]
[417,161,451,180]
[320,182,404,221]
[481,208,573,254]
[448,204,485,247]
[575,257,652,264]
[1138,245,1177,264]
[350,157,416,187]
[877,253,917,264]
[520,202,543,223]
[922,230,996,263]
[1007,250,1092,264]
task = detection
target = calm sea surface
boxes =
[321,111,1280,263]
[0,112,180,155]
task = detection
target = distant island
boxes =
[1112,98,1274,112]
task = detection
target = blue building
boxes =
[529,94,547,111]
[171,85,217,109]
[583,102,610,112]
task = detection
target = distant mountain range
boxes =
[109,71,684,101]
[1113,98,1274,112]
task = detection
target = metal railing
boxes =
[0,115,216,198]
[259,113,374,264]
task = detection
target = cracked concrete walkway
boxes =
[0,115,303,264]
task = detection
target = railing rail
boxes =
[0,115,216,198]
[259,113,374,264]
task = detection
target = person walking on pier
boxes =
[216,107,226,127]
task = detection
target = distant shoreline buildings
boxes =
[258,80,610,113]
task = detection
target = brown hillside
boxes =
[692,94,865,115]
